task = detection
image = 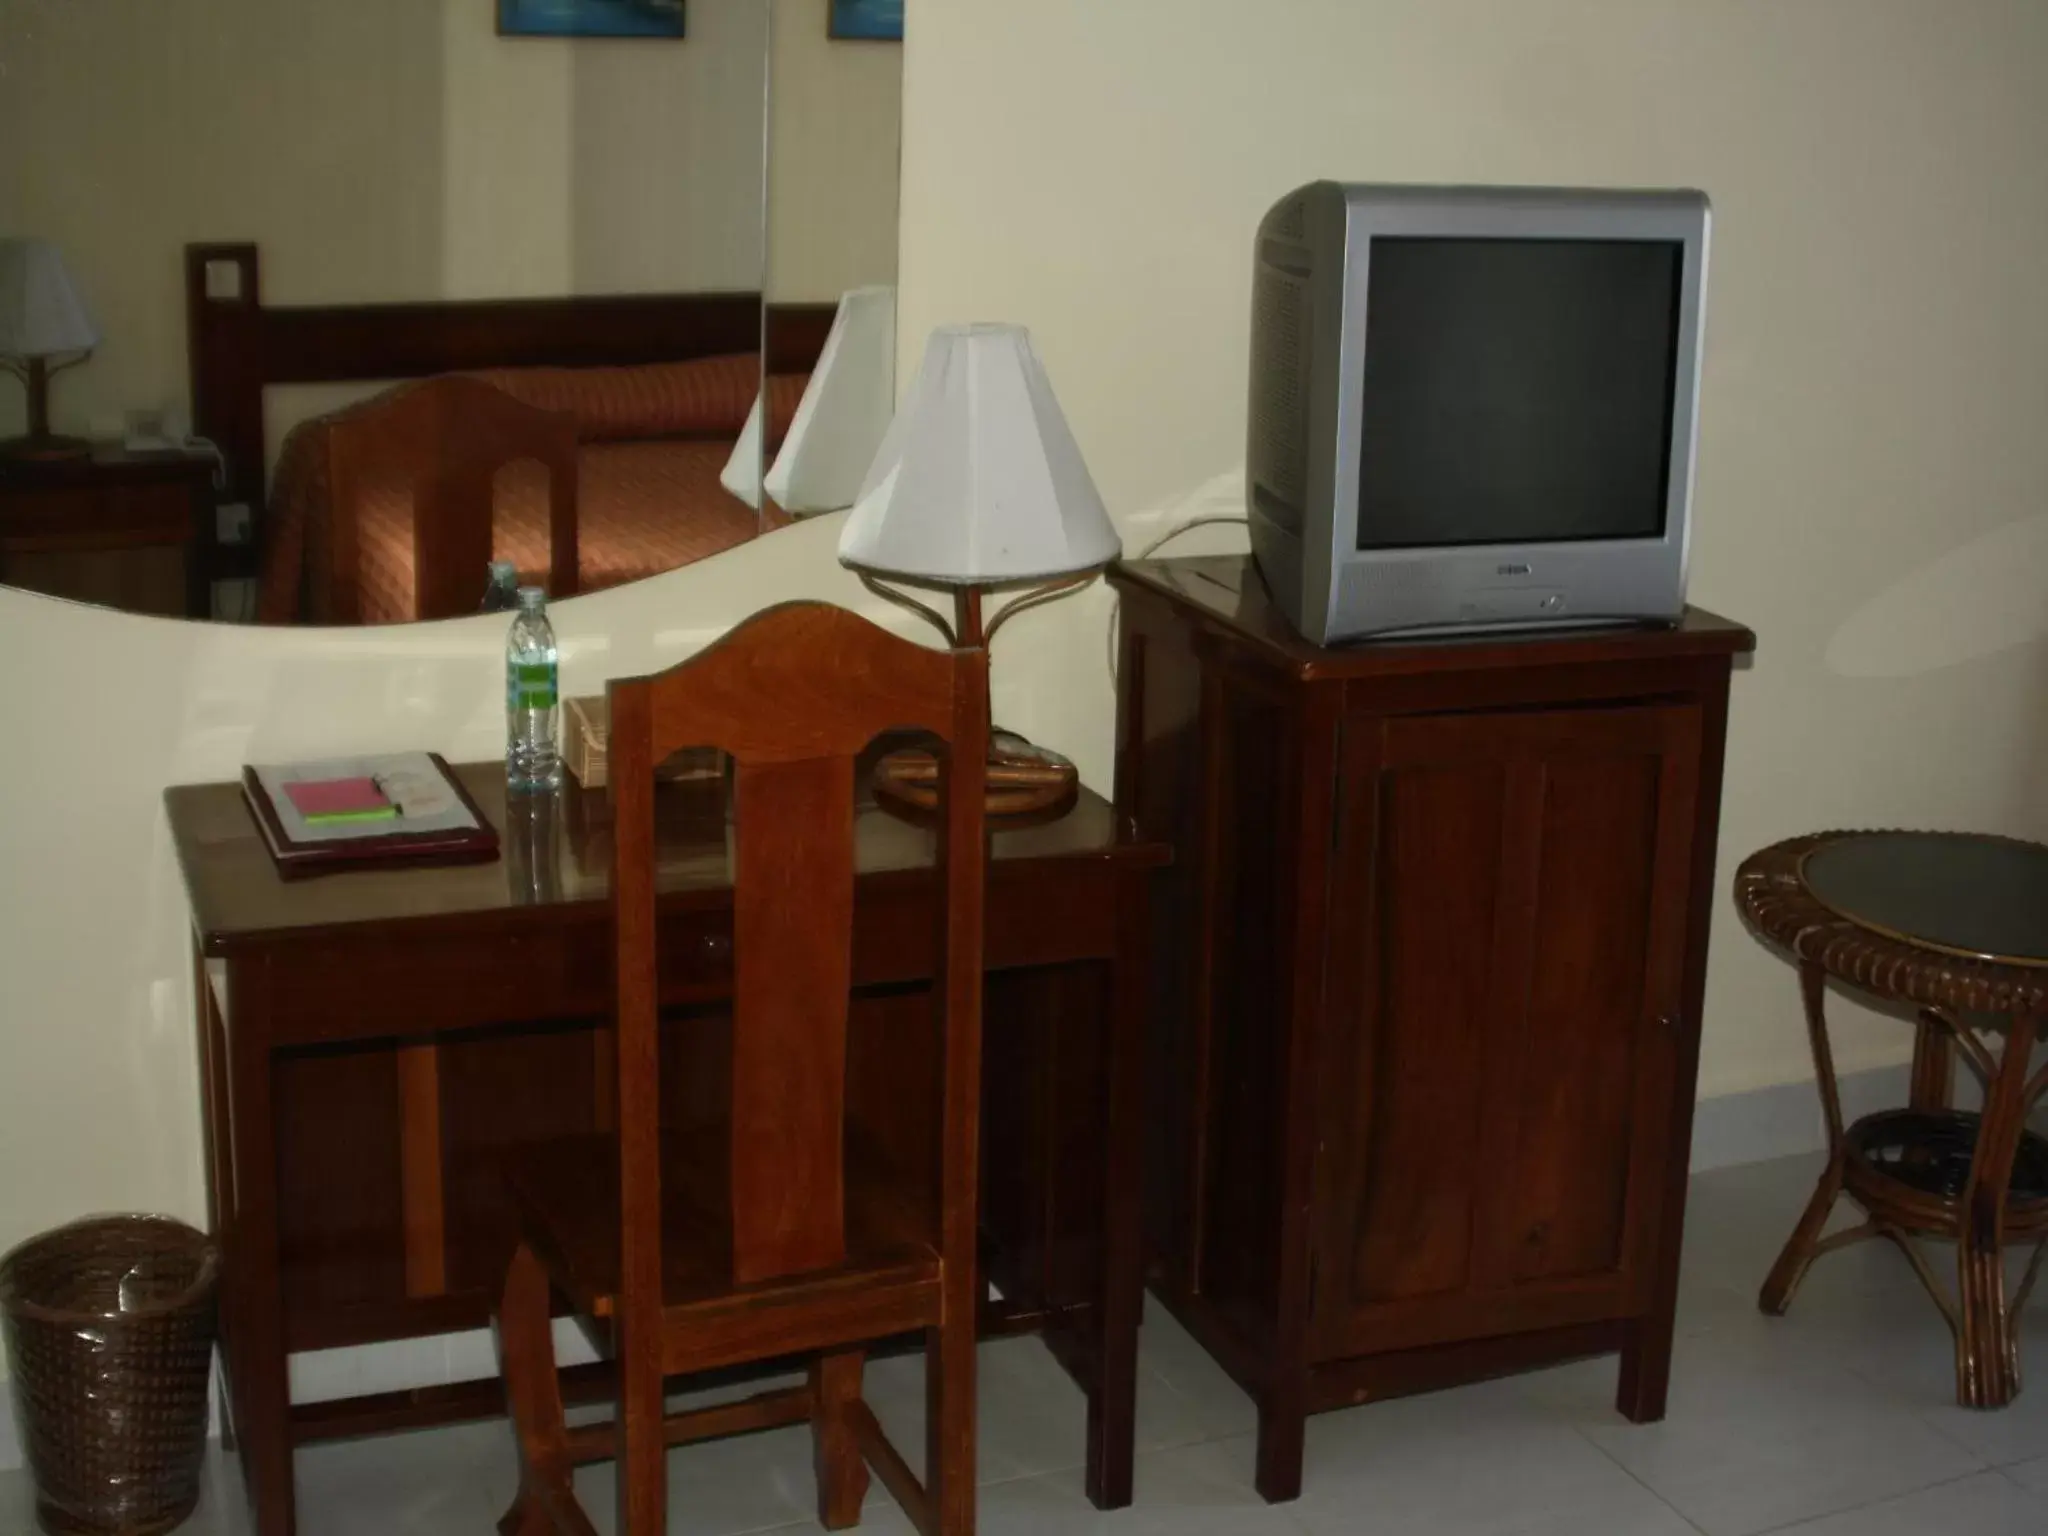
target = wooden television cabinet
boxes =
[1110,555,1753,1502]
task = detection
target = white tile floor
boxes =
[8,1151,2048,1535]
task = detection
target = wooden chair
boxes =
[494,602,991,1536]
[326,374,580,621]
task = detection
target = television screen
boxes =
[1356,238,1683,550]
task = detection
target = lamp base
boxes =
[874,731,1079,821]
[0,431,93,463]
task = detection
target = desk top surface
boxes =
[168,759,1159,952]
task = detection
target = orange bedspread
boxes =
[258,361,808,625]
[348,439,780,627]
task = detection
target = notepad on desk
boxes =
[242,752,498,877]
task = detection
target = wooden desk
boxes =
[167,763,1166,1536]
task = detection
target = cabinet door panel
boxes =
[1484,752,1659,1287]
[1345,760,1505,1305]
[1313,703,1699,1359]
[1193,675,1298,1322]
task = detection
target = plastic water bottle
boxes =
[506,587,562,794]
[481,560,519,613]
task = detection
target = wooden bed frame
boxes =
[183,242,837,566]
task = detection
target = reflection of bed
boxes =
[259,357,808,624]
[183,243,834,623]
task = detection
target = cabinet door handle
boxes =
[1658,1011,1683,1034]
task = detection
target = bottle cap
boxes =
[517,586,547,610]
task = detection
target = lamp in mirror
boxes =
[721,285,898,515]
[768,285,897,514]
[0,240,101,462]
[839,322,1121,815]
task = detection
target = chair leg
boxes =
[810,1349,870,1530]
[924,1315,977,1536]
[617,1321,668,1536]
[495,1242,573,1536]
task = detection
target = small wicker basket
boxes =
[0,1217,219,1536]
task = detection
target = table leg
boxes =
[1254,1388,1308,1504]
[192,944,240,1455]
[1761,961,1847,1315]
[1956,1016,2037,1409]
[223,958,297,1536]
[1910,1010,1955,1112]
[1084,877,1148,1510]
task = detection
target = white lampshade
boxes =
[718,391,766,509]
[720,286,900,513]
[0,240,99,359]
[766,285,896,514]
[839,324,1119,585]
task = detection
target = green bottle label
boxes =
[509,661,557,711]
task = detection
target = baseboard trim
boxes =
[1689,1064,1912,1173]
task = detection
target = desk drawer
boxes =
[102,482,201,543]
[560,907,739,1010]
[0,481,194,550]
[263,907,739,1044]
[253,863,1120,1047]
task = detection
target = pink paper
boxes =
[283,777,388,818]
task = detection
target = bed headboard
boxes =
[184,242,836,514]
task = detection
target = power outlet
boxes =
[217,502,254,545]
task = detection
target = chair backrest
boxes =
[326,375,580,621]
[605,603,990,1308]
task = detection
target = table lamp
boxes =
[0,239,101,462]
[839,322,1121,815]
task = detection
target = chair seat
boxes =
[503,1130,940,1327]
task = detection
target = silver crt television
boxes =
[1247,182,1710,643]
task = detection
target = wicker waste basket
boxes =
[0,1217,219,1536]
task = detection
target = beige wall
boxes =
[767,0,901,301]
[897,0,2048,1098]
[0,0,768,441]
[571,1,771,295]
[2,0,2047,1400]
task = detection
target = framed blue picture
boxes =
[499,0,686,39]
[829,0,903,43]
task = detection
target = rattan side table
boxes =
[1735,831,2048,1408]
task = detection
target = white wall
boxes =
[571,1,772,295]
[2,0,2047,1398]
[0,0,769,440]
[896,0,2048,1097]
[767,1,902,301]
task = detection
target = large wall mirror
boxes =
[0,0,902,625]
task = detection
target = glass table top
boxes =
[1801,832,2048,969]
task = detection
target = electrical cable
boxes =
[1107,515,1251,681]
